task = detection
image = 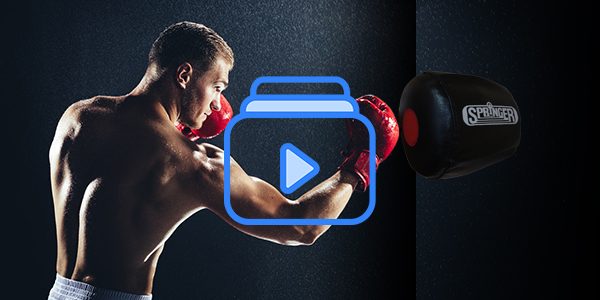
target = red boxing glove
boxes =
[339,95,400,191]
[176,94,233,141]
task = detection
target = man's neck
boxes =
[129,70,180,124]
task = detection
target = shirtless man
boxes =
[48,21,398,299]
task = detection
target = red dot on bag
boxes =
[402,108,419,147]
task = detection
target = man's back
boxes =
[49,96,202,294]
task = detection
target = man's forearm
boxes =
[293,170,358,220]
[219,163,359,246]
[283,170,358,244]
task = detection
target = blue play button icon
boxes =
[280,143,320,194]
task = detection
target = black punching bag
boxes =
[398,71,521,179]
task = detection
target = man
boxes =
[48,21,398,299]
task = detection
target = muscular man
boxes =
[48,21,398,299]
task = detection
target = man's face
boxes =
[180,57,230,129]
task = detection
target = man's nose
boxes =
[210,96,222,112]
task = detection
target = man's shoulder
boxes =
[51,98,194,181]
[63,96,120,120]
[53,96,174,157]
[55,96,120,135]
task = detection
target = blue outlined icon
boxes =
[224,76,376,225]
[280,143,320,195]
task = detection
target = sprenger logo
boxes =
[462,102,519,126]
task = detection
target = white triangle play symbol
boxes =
[286,149,314,188]
[280,143,320,194]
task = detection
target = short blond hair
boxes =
[148,21,234,72]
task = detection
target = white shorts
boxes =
[48,274,152,300]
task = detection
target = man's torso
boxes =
[49,96,209,294]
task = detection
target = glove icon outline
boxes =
[224,76,376,225]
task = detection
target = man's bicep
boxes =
[213,157,294,219]
[199,155,306,245]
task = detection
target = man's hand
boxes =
[339,95,400,191]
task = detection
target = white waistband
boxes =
[48,274,152,300]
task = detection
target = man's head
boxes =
[149,21,234,129]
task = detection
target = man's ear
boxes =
[175,62,193,89]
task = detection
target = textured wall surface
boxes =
[416,1,593,299]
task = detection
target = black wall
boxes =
[416,1,595,299]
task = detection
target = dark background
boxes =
[415,1,596,299]
[3,0,596,299]
[4,0,414,299]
